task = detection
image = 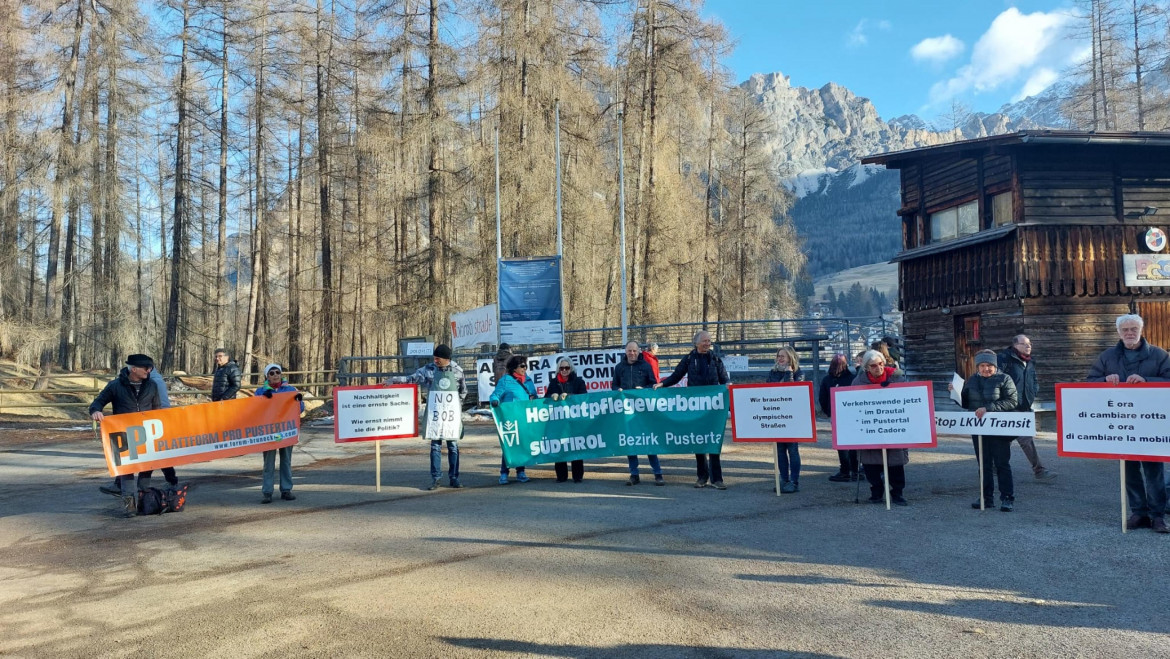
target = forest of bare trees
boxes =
[1064,0,1170,130]
[0,0,805,377]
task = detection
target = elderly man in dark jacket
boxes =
[613,341,663,486]
[211,348,243,401]
[997,335,1054,480]
[657,330,730,489]
[1088,314,1170,533]
[89,354,166,517]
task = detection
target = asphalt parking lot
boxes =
[1,420,1168,658]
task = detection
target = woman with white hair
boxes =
[851,349,910,506]
[545,358,588,482]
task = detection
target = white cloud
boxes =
[911,35,965,64]
[847,18,892,49]
[927,8,1084,105]
[1013,68,1059,101]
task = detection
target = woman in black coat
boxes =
[545,358,588,482]
[818,353,856,482]
[767,346,806,493]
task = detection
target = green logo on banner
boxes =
[491,385,729,468]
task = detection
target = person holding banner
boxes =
[818,354,857,482]
[545,358,587,483]
[957,350,1018,512]
[768,347,806,493]
[1087,314,1170,533]
[99,366,174,498]
[614,341,664,486]
[998,335,1055,481]
[656,331,730,489]
[390,344,467,490]
[257,364,304,503]
[852,350,910,506]
[89,354,167,517]
[491,355,536,484]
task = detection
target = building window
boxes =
[929,200,979,243]
[991,191,1013,226]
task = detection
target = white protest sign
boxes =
[831,382,937,450]
[405,342,435,357]
[949,373,964,406]
[334,385,418,443]
[1057,383,1170,461]
[424,371,462,440]
[729,382,816,442]
[449,304,497,349]
[935,412,1035,437]
[476,349,624,402]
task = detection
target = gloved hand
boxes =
[263,389,273,398]
[391,376,407,384]
[529,395,537,400]
[490,400,500,408]
[295,393,304,401]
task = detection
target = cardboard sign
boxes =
[935,411,1036,436]
[729,382,816,442]
[334,384,418,443]
[723,355,749,372]
[99,393,301,477]
[831,381,937,450]
[1057,382,1170,462]
[424,371,462,440]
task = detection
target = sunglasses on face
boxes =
[559,366,571,371]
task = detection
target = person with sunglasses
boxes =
[256,363,304,504]
[490,355,537,484]
[545,358,588,482]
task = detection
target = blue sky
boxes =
[701,1,1086,121]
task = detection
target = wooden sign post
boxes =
[831,381,937,509]
[1057,383,1170,534]
[728,382,817,498]
[334,384,419,492]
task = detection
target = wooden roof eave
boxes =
[890,224,1017,263]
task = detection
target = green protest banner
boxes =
[491,385,730,468]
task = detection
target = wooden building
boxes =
[862,131,1170,403]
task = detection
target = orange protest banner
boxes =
[99,393,301,477]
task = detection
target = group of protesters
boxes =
[88,349,302,516]
[88,312,1170,532]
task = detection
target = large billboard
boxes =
[499,257,563,345]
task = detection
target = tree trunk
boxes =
[317,0,335,374]
[161,0,191,372]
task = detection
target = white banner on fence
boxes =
[449,304,498,349]
[934,411,1035,436]
[1057,383,1170,461]
[475,349,625,402]
[831,382,937,450]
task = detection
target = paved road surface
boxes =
[1,420,1167,658]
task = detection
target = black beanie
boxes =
[433,344,453,360]
[126,354,155,369]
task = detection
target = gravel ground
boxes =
[0,420,1168,658]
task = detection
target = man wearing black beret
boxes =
[89,354,169,517]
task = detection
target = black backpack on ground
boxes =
[137,484,188,515]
